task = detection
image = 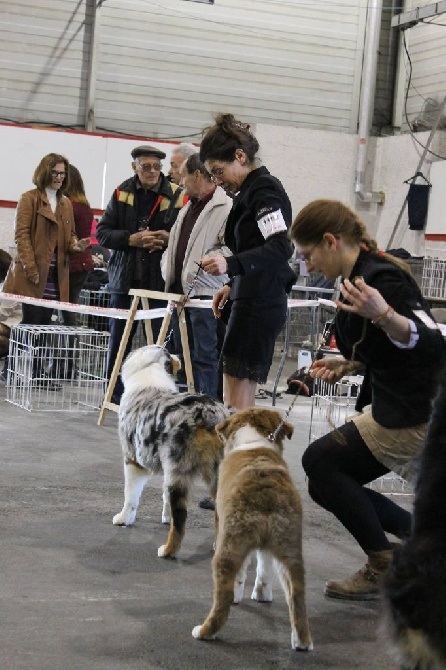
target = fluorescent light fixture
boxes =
[181,0,214,4]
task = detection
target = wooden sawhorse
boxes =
[98,289,194,425]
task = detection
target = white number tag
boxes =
[257,209,287,239]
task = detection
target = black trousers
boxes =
[2,303,55,376]
[302,421,412,553]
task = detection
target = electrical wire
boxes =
[402,33,446,160]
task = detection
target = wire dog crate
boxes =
[5,325,109,412]
[78,289,151,348]
[421,257,446,300]
[309,377,363,444]
[78,289,110,331]
[309,377,413,495]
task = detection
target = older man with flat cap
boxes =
[97,144,186,403]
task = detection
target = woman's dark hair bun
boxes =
[200,112,258,162]
[215,113,250,134]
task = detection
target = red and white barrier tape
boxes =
[1,292,323,320]
[0,292,167,321]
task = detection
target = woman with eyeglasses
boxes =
[2,153,90,385]
[289,198,445,601]
[199,113,296,410]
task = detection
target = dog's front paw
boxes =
[112,510,136,526]
[291,630,313,652]
[161,512,170,525]
[251,583,273,602]
[157,544,176,558]
[192,625,215,641]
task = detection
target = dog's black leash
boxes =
[162,262,204,350]
[268,370,313,442]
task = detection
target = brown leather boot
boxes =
[324,549,393,601]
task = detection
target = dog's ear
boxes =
[279,420,294,441]
[170,354,181,375]
[215,417,231,442]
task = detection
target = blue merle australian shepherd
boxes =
[382,368,446,670]
[113,344,231,558]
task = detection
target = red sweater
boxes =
[69,200,94,274]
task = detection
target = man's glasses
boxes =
[51,170,66,178]
[136,161,162,173]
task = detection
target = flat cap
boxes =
[131,144,166,160]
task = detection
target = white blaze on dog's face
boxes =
[120,345,180,391]
[216,408,294,454]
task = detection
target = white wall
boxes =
[0,124,179,209]
[0,0,369,139]
[1,123,444,258]
[256,123,358,216]
[372,131,445,254]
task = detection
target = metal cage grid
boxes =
[309,377,362,444]
[309,377,413,495]
[274,286,336,360]
[78,289,110,331]
[421,257,446,299]
[78,289,158,349]
[5,325,109,412]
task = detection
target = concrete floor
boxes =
[0,358,409,670]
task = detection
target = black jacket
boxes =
[225,167,296,301]
[96,174,185,294]
[334,249,445,428]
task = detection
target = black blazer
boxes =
[225,166,296,301]
[335,249,445,428]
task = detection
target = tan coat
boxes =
[161,185,232,296]
[3,189,78,301]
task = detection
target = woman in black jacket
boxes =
[199,113,295,410]
[290,198,445,601]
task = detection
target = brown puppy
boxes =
[192,407,313,651]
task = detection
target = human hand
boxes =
[28,273,40,286]
[152,230,169,249]
[129,230,155,248]
[337,277,388,321]
[309,357,354,384]
[212,285,231,319]
[143,230,168,252]
[92,253,105,267]
[73,237,91,253]
[200,255,228,276]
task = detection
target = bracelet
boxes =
[372,306,395,329]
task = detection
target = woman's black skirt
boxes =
[221,295,287,384]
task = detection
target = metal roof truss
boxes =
[391,1,446,29]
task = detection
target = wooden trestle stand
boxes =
[98,289,194,426]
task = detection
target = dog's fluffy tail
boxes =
[173,392,232,429]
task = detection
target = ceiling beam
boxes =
[391,1,446,29]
